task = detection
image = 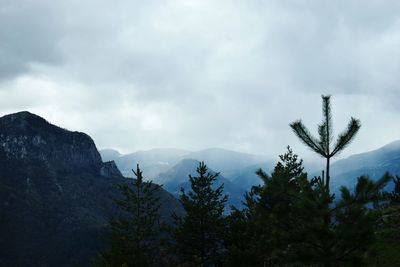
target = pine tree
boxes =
[225,148,390,266]
[225,147,311,266]
[371,175,400,266]
[290,95,361,192]
[390,175,400,205]
[224,176,278,266]
[253,147,323,265]
[94,164,161,267]
[172,161,228,266]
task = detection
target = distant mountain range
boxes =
[1,110,399,266]
[102,141,400,201]
[101,148,190,180]
[230,161,275,189]
[100,148,271,209]
[158,158,246,210]
[0,112,182,267]
[100,147,269,182]
[328,140,400,192]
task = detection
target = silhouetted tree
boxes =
[94,164,161,267]
[390,175,400,205]
[290,95,361,192]
[225,147,307,266]
[224,181,278,266]
[225,148,390,266]
[172,162,228,266]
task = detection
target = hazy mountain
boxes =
[100,148,190,182]
[159,158,246,210]
[102,147,270,184]
[184,148,269,179]
[0,111,182,267]
[231,141,400,192]
[328,140,400,192]
[231,160,274,189]
[99,148,122,162]
[158,158,200,187]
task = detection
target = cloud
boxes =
[0,0,399,161]
[0,0,64,80]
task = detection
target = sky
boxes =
[0,0,400,161]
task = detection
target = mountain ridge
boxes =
[158,158,246,210]
[0,111,182,266]
[100,146,270,182]
[103,140,400,193]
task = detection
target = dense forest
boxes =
[93,152,400,266]
[0,102,399,267]
[93,96,400,266]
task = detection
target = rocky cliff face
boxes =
[0,111,181,267]
[0,111,107,174]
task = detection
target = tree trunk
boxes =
[324,156,332,267]
[326,157,330,192]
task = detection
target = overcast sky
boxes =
[0,0,399,161]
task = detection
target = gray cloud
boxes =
[0,0,400,162]
[0,0,64,80]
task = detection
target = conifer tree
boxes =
[372,175,400,266]
[172,161,228,266]
[390,175,400,205]
[225,147,309,266]
[290,95,361,191]
[94,164,161,267]
[225,148,390,266]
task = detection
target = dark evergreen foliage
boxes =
[172,161,228,266]
[225,147,390,266]
[370,176,400,266]
[290,95,361,191]
[390,175,400,205]
[2,110,400,266]
[94,165,162,267]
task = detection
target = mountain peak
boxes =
[2,110,42,119]
[0,112,182,267]
[0,111,103,174]
[1,111,52,130]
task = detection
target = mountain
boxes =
[0,111,182,267]
[229,140,400,192]
[158,158,200,187]
[328,140,400,192]
[101,147,270,183]
[99,148,122,162]
[231,160,274,189]
[100,148,190,182]
[184,148,269,179]
[158,158,246,210]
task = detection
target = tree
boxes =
[331,174,390,266]
[172,161,228,266]
[224,148,390,266]
[94,164,161,267]
[371,175,400,266]
[252,147,331,265]
[225,147,308,266]
[390,175,400,205]
[290,95,361,192]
